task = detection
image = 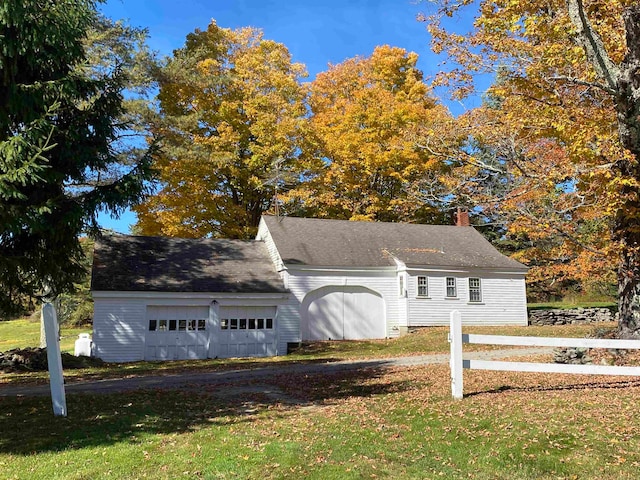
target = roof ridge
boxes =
[264,214,462,228]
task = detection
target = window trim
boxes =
[399,273,407,298]
[416,275,429,298]
[446,277,457,298]
[468,277,482,303]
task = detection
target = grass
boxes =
[2,361,640,479]
[2,319,638,478]
[0,318,90,354]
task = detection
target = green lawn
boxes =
[2,319,638,478]
[0,318,89,353]
[2,362,639,479]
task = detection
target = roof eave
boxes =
[92,290,291,300]
[403,263,529,273]
[283,263,397,273]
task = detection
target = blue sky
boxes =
[97,0,480,233]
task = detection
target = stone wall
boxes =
[528,307,616,326]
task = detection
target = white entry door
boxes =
[302,286,386,340]
[212,306,277,358]
[145,306,209,360]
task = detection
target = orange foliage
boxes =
[421,0,638,297]
[283,46,454,223]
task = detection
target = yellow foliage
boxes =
[134,21,307,238]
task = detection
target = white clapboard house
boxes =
[91,214,528,362]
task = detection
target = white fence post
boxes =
[43,303,67,417]
[449,310,463,400]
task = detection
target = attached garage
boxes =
[302,286,386,340]
[91,235,289,362]
[92,215,529,363]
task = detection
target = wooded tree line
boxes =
[2,1,640,336]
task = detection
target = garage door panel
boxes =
[145,306,209,361]
[212,306,277,359]
[159,345,168,359]
[345,290,384,339]
[145,346,156,360]
[307,291,343,340]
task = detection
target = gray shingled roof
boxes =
[262,215,527,271]
[91,235,287,293]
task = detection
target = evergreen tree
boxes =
[0,0,155,316]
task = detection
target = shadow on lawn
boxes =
[287,341,371,356]
[0,360,414,455]
[465,378,640,398]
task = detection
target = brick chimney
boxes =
[454,207,470,227]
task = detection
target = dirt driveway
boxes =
[0,348,552,398]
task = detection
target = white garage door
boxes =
[302,286,386,341]
[212,306,277,358]
[145,306,210,361]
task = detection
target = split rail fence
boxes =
[448,310,640,399]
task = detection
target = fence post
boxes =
[450,310,463,400]
[43,303,67,417]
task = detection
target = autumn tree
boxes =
[285,45,453,223]
[135,21,307,239]
[0,0,155,316]
[422,1,640,334]
[439,103,615,300]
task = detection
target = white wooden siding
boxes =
[273,293,300,353]
[407,270,527,326]
[93,292,290,362]
[283,269,400,339]
[257,218,285,272]
[93,299,146,362]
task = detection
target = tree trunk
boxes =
[614,5,640,337]
[613,158,640,337]
[617,243,640,338]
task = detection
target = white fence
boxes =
[449,310,640,400]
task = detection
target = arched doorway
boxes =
[302,286,386,340]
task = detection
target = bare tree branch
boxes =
[547,74,614,94]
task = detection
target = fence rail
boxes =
[449,310,640,399]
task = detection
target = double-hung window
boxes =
[469,278,482,302]
[446,277,457,298]
[417,276,428,297]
